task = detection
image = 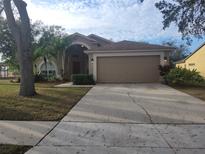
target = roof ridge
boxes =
[88,34,113,43]
[116,40,175,49]
[69,32,98,43]
[117,40,149,44]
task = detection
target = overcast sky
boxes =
[1,0,205,62]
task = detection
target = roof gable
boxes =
[69,33,97,43]
[68,33,112,49]
[176,42,205,64]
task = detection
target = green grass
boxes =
[0,144,31,154]
[0,80,90,121]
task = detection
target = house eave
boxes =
[84,49,175,54]
[174,60,185,64]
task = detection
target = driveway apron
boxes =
[26,84,205,154]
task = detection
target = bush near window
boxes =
[72,74,95,85]
[159,65,173,76]
[35,73,58,82]
[165,67,204,86]
[159,65,173,84]
[35,74,46,82]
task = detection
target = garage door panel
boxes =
[97,56,160,83]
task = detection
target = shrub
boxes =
[159,65,173,76]
[72,74,95,85]
[35,74,47,82]
[165,67,204,86]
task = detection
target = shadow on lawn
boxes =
[0,107,33,121]
[0,86,90,121]
[0,144,31,154]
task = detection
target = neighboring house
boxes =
[34,32,175,83]
[176,42,205,78]
[0,63,14,78]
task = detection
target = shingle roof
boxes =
[68,33,99,48]
[87,40,175,52]
[68,33,175,52]
[68,33,114,49]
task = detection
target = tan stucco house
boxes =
[34,33,175,83]
[176,42,205,78]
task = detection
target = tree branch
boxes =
[13,0,30,30]
[0,7,3,14]
[3,0,19,40]
[13,0,31,45]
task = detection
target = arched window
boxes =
[40,62,56,77]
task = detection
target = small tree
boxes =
[0,17,16,60]
[3,0,36,96]
[162,41,189,62]
[33,25,70,79]
[0,1,3,14]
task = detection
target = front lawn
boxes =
[0,144,31,154]
[0,80,90,121]
[172,85,205,101]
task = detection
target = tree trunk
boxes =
[3,0,36,96]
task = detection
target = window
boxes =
[40,62,56,77]
[188,63,196,71]
[189,63,195,66]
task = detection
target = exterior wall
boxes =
[164,52,170,65]
[88,51,169,81]
[176,45,205,77]
[88,54,94,74]
[176,63,186,68]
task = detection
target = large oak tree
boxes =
[3,0,36,96]
[155,0,205,44]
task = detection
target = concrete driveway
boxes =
[26,84,205,154]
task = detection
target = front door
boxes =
[72,61,81,74]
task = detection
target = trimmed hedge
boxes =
[165,67,204,86]
[72,74,95,85]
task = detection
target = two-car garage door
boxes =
[97,56,160,83]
